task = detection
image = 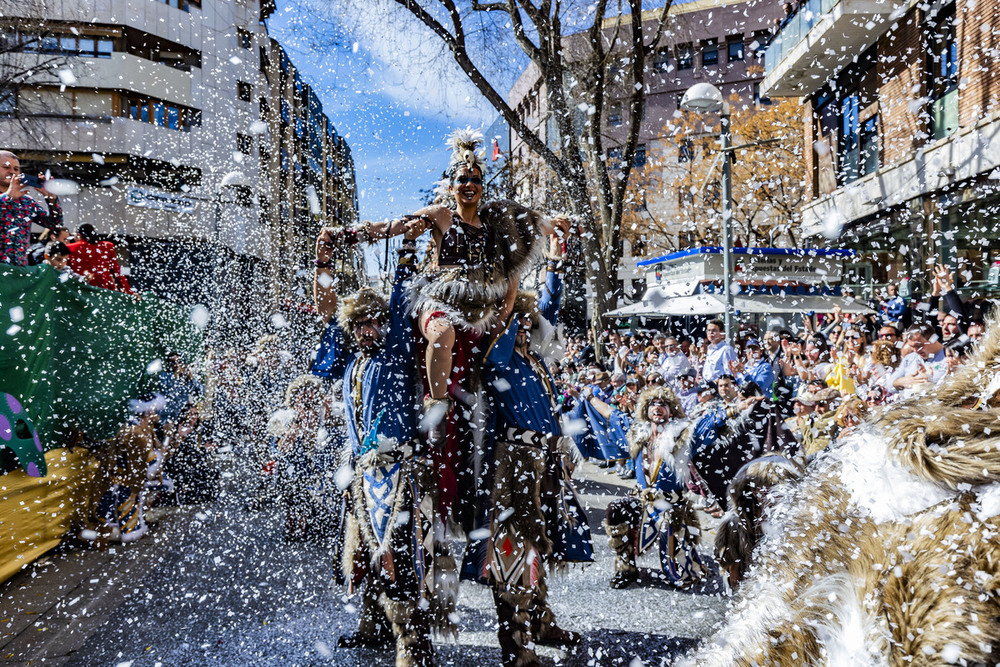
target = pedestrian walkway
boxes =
[1,464,729,666]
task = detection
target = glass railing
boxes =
[763,0,838,74]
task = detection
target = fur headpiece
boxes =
[337,288,389,342]
[284,374,322,407]
[512,290,540,329]
[634,385,686,424]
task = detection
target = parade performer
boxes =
[321,130,555,527]
[712,453,802,591]
[679,321,1000,667]
[464,221,592,667]
[602,386,709,590]
[311,220,456,667]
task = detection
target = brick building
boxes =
[506,0,783,315]
[762,0,1000,294]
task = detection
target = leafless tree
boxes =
[309,0,672,335]
[0,1,73,139]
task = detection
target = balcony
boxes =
[75,53,195,108]
[760,0,902,98]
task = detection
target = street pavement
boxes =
[1,462,730,666]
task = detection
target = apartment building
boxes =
[761,0,1000,291]
[0,0,359,322]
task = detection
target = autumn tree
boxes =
[623,92,806,255]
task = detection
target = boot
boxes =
[338,581,393,648]
[422,396,452,449]
[605,521,639,589]
[494,590,540,667]
[382,596,435,667]
[530,579,581,648]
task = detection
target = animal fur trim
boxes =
[633,385,686,424]
[337,288,389,342]
[491,440,552,556]
[406,200,546,334]
[714,454,803,581]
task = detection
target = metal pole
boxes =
[720,106,734,344]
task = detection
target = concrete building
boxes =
[506,0,783,317]
[0,0,359,330]
[761,0,1000,294]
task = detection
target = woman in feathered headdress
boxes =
[321,128,567,453]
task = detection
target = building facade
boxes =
[0,0,359,331]
[762,0,1000,295]
[506,0,783,317]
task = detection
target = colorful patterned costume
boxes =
[0,194,62,266]
[312,256,456,666]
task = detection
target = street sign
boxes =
[125,186,196,214]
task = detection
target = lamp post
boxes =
[681,82,734,344]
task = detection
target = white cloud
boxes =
[299,0,499,124]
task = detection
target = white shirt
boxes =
[702,340,738,383]
[659,352,692,386]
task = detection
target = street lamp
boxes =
[681,82,734,344]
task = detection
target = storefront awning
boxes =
[605,292,873,318]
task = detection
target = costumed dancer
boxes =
[465,220,592,667]
[602,386,709,589]
[323,129,553,528]
[311,220,456,667]
[713,453,803,591]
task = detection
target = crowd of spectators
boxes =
[553,263,992,478]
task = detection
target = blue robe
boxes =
[463,270,593,581]
[311,260,422,454]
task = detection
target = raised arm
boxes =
[314,230,338,323]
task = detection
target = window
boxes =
[21,32,115,58]
[653,49,670,72]
[236,28,252,49]
[834,49,878,184]
[237,133,253,155]
[608,101,623,127]
[679,138,694,162]
[753,83,772,106]
[125,94,199,130]
[928,4,958,140]
[727,37,744,62]
[237,81,252,102]
[702,40,718,67]
[259,96,269,119]
[0,87,14,115]
[677,44,693,70]
[154,0,201,12]
[633,144,647,168]
[259,46,269,72]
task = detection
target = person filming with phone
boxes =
[0,150,63,266]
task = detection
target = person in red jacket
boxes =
[67,223,134,294]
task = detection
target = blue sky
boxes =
[266,0,501,225]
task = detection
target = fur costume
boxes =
[713,454,803,589]
[337,288,389,344]
[607,385,707,586]
[343,452,458,642]
[681,318,1000,667]
[406,200,547,334]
